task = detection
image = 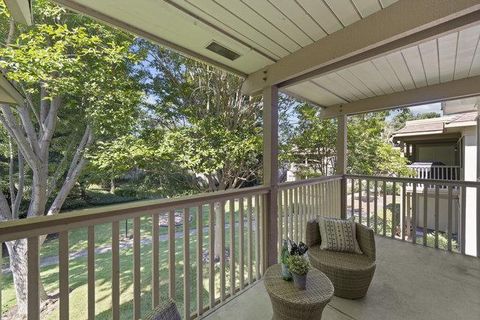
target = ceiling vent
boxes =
[206,41,240,61]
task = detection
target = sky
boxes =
[386,102,443,121]
[408,102,443,115]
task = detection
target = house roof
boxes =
[4,0,480,115]
[393,111,478,139]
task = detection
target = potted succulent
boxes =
[286,254,310,290]
[281,240,292,281]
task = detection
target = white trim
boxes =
[393,131,445,138]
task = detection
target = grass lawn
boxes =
[1,200,261,319]
[38,201,250,259]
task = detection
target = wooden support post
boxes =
[337,114,347,219]
[263,85,279,268]
[27,237,40,320]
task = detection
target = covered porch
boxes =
[205,237,480,320]
[1,1,480,320]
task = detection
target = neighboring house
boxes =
[392,100,478,254]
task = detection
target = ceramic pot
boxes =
[292,272,307,290]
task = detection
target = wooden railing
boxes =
[346,174,480,256]
[277,176,342,257]
[408,165,461,181]
[0,174,478,319]
[0,186,269,320]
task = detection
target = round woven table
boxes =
[264,264,334,320]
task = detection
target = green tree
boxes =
[136,43,295,255]
[88,135,150,193]
[390,108,440,131]
[137,43,267,193]
[136,43,265,256]
[285,105,410,177]
[283,103,337,177]
[0,0,141,314]
[348,112,410,176]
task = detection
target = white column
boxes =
[477,109,480,257]
[336,114,347,218]
[477,109,480,181]
[263,86,278,267]
[464,127,477,256]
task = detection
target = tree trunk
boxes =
[9,165,49,317]
[110,178,116,194]
[5,240,48,317]
[28,167,48,218]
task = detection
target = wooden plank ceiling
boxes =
[287,23,480,107]
[52,0,480,112]
[56,0,395,75]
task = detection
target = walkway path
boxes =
[1,224,221,274]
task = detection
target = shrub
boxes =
[287,255,310,275]
[114,187,139,198]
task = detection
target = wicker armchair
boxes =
[144,298,181,320]
[306,220,376,299]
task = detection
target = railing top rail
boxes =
[0,185,269,242]
[345,174,480,188]
[278,175,343,190]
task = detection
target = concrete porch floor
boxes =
[204,237,480,320]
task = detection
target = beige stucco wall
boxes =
[416,144,457,165]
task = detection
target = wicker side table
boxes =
[264,264,334,320]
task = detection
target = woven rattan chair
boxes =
[306,220,376,299]
[144,298,181,320]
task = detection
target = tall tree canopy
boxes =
[0,0,142,314]
[136,41,264,192]
[282,103,337,176]
[348,112,410,176]
[390,108,441,131]
[284,104,411,177]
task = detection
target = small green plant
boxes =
[287,255,310,275]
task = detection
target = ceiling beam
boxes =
[242,0,480,96]
[319,76,480,118]
[0,75,24,105]
[53,0,247,78]
[4,0,32,25]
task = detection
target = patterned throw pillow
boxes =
[318,218,363,254]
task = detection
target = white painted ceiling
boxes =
[58,0,396,75]
[56,0,480,111]
[286,23,480,107]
